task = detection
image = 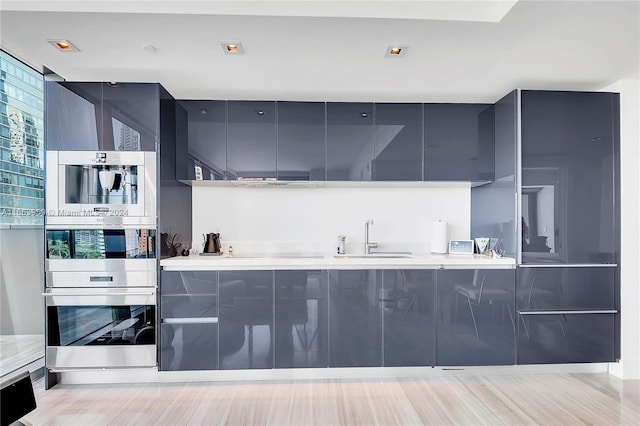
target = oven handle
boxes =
[42,292,155,297]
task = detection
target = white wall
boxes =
[0,228,45,335]
[192,184,471,255]
[602,79,640,380]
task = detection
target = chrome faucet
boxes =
[364,219,378,254]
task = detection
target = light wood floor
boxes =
[23,373,640,425]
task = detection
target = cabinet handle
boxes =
[163,317,218,324]
[518,264,617,268]
[42,292,155,297]
[90,276,114,282]
[518,310,617,315]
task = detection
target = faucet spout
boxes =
[364,219,378,254]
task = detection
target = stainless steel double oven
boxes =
[44,151,158,370]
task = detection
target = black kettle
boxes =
[203,233,221,253]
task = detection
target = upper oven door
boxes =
[46,151,157,222]
[45,226,157,286]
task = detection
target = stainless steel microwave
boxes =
[45,151,157,222]
[45,226,157,288]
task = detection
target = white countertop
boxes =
[161,253,516,271]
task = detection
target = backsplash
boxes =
[191,184,471,255]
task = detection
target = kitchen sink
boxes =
[333,252,413,259]
[226,254,324,259]
[270,254,325,259]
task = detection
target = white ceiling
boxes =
[1,1,638,103]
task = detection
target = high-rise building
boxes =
[0,50,45,226]
[113,117,140,151]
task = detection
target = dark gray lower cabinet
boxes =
[383,270,436,366]
[219,270,274,369]
[436,269,516,366]
[329,270,382,367]
[275,270,328,368]
[516,266,615,311]
[516,265,617,364]
[517,313,615,364]
[161,266,616,370]
[160,271,218,371]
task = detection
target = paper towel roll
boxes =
[430,220,448,254]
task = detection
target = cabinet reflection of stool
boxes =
[519,269,566,339]
[387,271,418,326]
[454,271,515,339]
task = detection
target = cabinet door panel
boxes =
[517,266,615,311]
[218,271,274,369]
[329,270,382,366]
[46,82,159,151]
[326,103,374,181]
[436,269,515,366]
[45,82,102,150]
[277,102,326,181]
[227,101,276,179]
[160,323,218,370]
[161,271,217,295]
[373,103,423,181]
[383,270,435,366]
[177,100,227,180]
[517,313,615,364]
[275,270,328,368]
[161,295,218,319]
[103,83,159,151]
[424,104,494,181]
[520,90,618,264]
[160,271,219,371]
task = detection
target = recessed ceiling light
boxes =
[385,45,407,57]
[221,42,244,54]
[360,112,369,118]
[47,39,80,52]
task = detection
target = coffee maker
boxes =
[203,233,221,254]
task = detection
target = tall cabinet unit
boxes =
[516,90,620,364]
[44,82,166,389]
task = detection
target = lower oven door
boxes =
[44,287,156,369]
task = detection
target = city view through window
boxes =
[0,50,45,226]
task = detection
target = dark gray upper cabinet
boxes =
[160,95,178,181]
[424,104,494,181]
[102,83,159,151]
[46,82,159,151]
[326,103,374,181]
[227,101,276,180]
[277,102,326,181]
[373,103,423,181]
[470,91,518,258]
[46,82,103,151]
[175,100,226,180]
[520,91,619,264]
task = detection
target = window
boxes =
[0,51,44,226]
